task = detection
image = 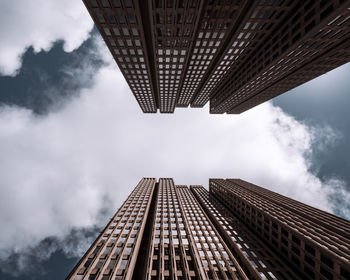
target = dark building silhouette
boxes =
[67,178,350,280]
[83,0,350,113]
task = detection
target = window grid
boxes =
[84,0,350,114]
[86,0,157,113]
[191,185,301,280]
[68,177,350,280]
[193,0,293,107]
[147,179,201,280]
[229,33,350,114]
[152,0,200,113]
[210,179,350,280]
[177,186,247,280]
[177,2,244,107]
[68,178,156,280]
[210,0,350,113]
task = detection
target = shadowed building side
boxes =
[190,185,302,280]
[210,1,350,114]
[210,178,350,280]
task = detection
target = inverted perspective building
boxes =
[67,178,350,280]
[82,0,350,113]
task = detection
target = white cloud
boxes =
[0,37,347,274]
[0,0,93,76]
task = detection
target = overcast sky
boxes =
[0,1,350,279]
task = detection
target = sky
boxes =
[0,1,349,279]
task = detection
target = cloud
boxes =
[0,36,348,275]
[0,0,93,76]
[324,178,350,219]
[0,227,101,277]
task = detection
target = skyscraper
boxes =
[67,178,350,280]
[208,179,350,280]
[83,0,350,114]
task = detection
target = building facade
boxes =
[83,0,350,114]
[67,178,350,280]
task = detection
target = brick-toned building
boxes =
[67,178,350,280]
[83,0,350,113]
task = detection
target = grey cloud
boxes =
[0,227,100,277]
[325,178,350,219]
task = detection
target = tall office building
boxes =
[67,178,350,280]
[83,0,350,113]
[208,179,350,280]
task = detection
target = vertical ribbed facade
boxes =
[67,178,350,280]
[192,0,294,108]
[66,178,156,280]
[146,179,204,279]
[210,0,350,114]
[145,178,248,280]
[83,0,350,114]
[150,1,202,112]
[83,0,158,113]
[191,185,302,280]
[176,184,247,279]
[210,178,350,280]
[178,1,250,107]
